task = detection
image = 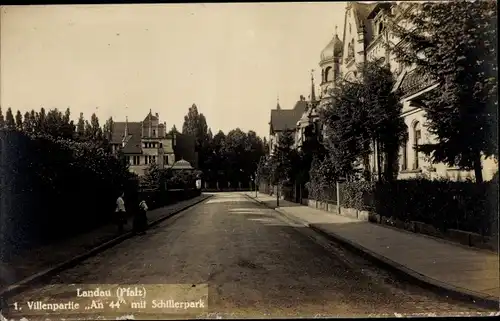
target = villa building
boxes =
[110,110,197,176]
[268,1,497,182]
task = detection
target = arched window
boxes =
[412,121,421,170]
[321,69,325,83]
[324,66,332,82]
[402,130,409,170]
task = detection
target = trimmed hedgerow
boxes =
[373,178,498,236]
[307,176,498,236]
[338,181,375,211]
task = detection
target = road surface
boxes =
[2,193,493,319]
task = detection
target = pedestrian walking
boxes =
[115,192,127,233]
[134,198,149,235]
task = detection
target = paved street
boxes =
[3,193,493,319]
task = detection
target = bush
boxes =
[166,170,197,190]
[138,188,200,210]
[373,178,498,236]
[0,130,137,260]
[339,181,375,210]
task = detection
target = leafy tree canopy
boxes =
[389,0,497,182]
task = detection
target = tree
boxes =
[15,110,23,131]
[89,113,103,141]
[389,0,497,182]
[205,130,227,185]
[76,113,85,139]
[143,162,161,189]
[223,128,249,186]
[246,130,266,177]
[181,103,211,171]
[168,124,178,135]
[0,106,5,128]
[5,108,15,130]
[362,60,407,181]
[25,110,37,134]
[297,119,326,186]
[62,108,75,139]
[321,60,406,182]
[103,117,114,142]
[262,137,269,155]
[321,80,368,181]
[34,108,47,133]
[22,112,32,133]
[270,129,298,186]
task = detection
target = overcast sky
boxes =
[1,3,346,138]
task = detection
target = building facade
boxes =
[322,1,497,181]
[268,1,497,182]
[110,110,197,176]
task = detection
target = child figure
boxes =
[134,198,149,235]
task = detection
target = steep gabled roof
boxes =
[342,2,378,51]
[111,121,142,154]
[352,2,377,29]
[121,122,142,154]
[269,99,308,132]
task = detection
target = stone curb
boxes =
[0,194,212,300]
[243,193,500,311]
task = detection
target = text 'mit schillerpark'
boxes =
[0,1,498,318]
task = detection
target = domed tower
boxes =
[319,26,343,109]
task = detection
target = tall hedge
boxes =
[0,130,138,260]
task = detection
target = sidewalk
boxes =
[0,194,210,295]
[244,192,500,309]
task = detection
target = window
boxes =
[324,66,332,82]
[145,156,149,165]
[413,122,421,170]
[133,156,140,165]
[153,129,156,137]
[348,39,355,59]
[152,156,156,163]
[402,135,408,170]
[164,155,168,165]
[349,23,352,34]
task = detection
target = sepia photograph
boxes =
[0,1,498,319]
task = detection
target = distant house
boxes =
[110,110,197,176]
[268,95,308,155]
